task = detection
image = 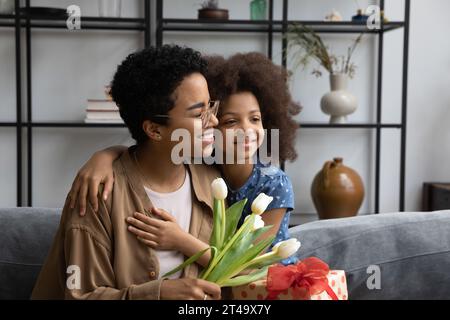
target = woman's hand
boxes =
[160,278,221,300]
[127,208,186,251]
[68,146,126,216]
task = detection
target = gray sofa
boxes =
[1,207,450,300]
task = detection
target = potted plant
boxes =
[287,24,363,124]
[198,0,229,20]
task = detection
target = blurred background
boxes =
[0,0,449,225]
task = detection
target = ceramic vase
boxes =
[311,157,364,219]
[320,73,357,124]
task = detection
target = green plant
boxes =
[286,24,363,79]
[200,0,219,9]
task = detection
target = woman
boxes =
[31,45,222,300]
[68,52,302,268]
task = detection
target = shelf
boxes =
[3,0,409,212]
[283,20,404,33]
[299,123,403,128]
[0,14,15,19]
[0,15,404,32]
[0,13,15,28]
[5,121,403,129]
[26,122,126,128]
[0,14,145,30]
[161,19,405,34]
[0,122,17,127]
[162,18,272,33]
[4,3,151,207]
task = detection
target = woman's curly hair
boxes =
[205,52,302,162]
[110,45,207,144]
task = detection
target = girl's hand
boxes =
[69,152,114,215]
[68,145,126,216]
[126,208,186,251]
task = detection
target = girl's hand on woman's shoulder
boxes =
[69,145,126,216]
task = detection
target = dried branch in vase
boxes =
[286,24,363,79]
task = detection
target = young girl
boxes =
[69,52,301,266]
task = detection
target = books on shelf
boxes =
[84,99,123,124]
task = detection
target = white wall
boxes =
[1,0,449,225]
[404,0,450,211]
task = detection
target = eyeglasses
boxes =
[153,100,220,128]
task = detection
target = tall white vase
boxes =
[320,73,357,124]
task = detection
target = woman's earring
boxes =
[156,134,162,141]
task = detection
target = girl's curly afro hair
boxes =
[205,52,302,162]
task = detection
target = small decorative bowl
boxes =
[198,8,229,20]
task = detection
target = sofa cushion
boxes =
[0,208,61,300]
[289,210,450,299]
[2,207,450,300]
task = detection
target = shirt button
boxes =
[149,271,156,278]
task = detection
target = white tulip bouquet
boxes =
[163,178,301,287]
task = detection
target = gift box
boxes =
[230,257,348,300]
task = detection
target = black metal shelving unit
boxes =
[2,0,151,206]
[2,0,410,214]
[155,0,410,214]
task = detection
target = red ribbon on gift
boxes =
[265,257,339,300]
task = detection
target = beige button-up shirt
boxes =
[31,146,220,299]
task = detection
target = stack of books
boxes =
[84,99,123,124]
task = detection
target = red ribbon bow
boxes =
[265,257,338,300]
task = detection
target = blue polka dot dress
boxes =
[227,161,298,265]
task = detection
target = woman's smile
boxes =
[201,129,215,147]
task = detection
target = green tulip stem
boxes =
[220,199,226,245]
[216,251,277,285]
[201,213,256,280]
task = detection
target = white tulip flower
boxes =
[211,178,228,200]
[251,193,273,215]
[272,238,301,259]
[245,214,265,231]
